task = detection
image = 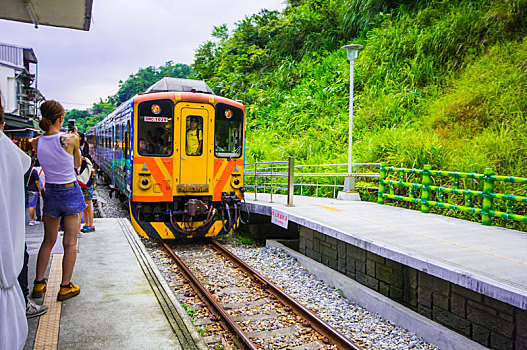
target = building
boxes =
[0,0,94,147]
[0,42,44,144]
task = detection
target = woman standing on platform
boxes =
[31,100,86,301]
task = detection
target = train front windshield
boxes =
[215,103,243,158]
[137,99,174,156]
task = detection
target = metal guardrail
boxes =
[244,159,527,228]
[378,163,527,226]
[244,158,381,206]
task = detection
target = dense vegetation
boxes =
[193,0,527,177]
[65,62,192,131]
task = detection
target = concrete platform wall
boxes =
[299,227,527,350]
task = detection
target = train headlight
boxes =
[151,104,161,114]
[230,174,242,189]
[139,177,152,190]
[225,109,233,119]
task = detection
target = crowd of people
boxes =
[1,96,96,349]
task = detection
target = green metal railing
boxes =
[244,159,380,204]
[378,163,527,226]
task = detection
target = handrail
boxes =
[378,163,527,226]
[244,159,380,204]
[244,160,527,228]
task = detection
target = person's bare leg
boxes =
[86,200,93,226]
[29,207,35,221]
[82,203,89,227]
[35,214,60,281]
[61,213,80,285]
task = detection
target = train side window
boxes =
[118,124,122,152]
[214,103,243,158]
[121,124,124,151]
[124,121,130,160]
[185,116,203,156]
[116,125,120,152]
[138,99,174,157]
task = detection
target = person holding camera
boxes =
[31,100,86,302]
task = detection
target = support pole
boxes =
[421,164,431,214]
[481,168,495,226]
[338,44,363,201]
[378,163,386,204]
[287,156,294,207]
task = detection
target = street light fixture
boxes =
[338,44,363,201]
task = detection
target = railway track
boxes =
[161,240,362,350]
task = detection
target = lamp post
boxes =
[338,44,363,200]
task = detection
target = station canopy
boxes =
[0,0,93,31]
[144,78,215,95]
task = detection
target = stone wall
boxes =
[299,227,527,350]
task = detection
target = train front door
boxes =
[179,104,212,187]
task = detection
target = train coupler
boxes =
[185,199,209,217]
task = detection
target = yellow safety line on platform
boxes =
[318,205,344,212]
[34,254,63,350]
[318,206,527,266]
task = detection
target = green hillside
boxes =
[193,0,527,176]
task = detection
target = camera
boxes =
[68,119,75,132]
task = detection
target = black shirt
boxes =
[24,168,39,192]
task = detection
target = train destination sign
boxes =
[271,209,288,229]
[144,116,168,123]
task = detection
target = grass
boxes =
[181,303,197,319]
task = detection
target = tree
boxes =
[80,62,194,131]
[114,62,193,104]
[64,109,91,132]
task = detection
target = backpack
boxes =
[77,158,95,188]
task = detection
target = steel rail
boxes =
[211,240,363,350]
[160,241,258,350]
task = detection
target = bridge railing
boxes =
[244,158,380,205]
[378,163,527,226]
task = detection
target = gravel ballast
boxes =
[95,183,439,349]
[224,241,439,350]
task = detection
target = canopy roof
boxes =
[0,0,93,31]
[144,78,214,95]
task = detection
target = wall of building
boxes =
[299,226,526,350]
[0,64,17,114]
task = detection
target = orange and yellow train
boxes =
[86,78,247,239]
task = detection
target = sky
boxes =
[0,0,286,110]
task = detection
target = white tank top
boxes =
[37,133,77,184]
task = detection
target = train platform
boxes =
[244,193,527,349]
[23,218,207,350]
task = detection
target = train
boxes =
[86,77,247,239]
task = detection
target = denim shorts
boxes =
[25,191,38,208]
[43,182,87,218]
